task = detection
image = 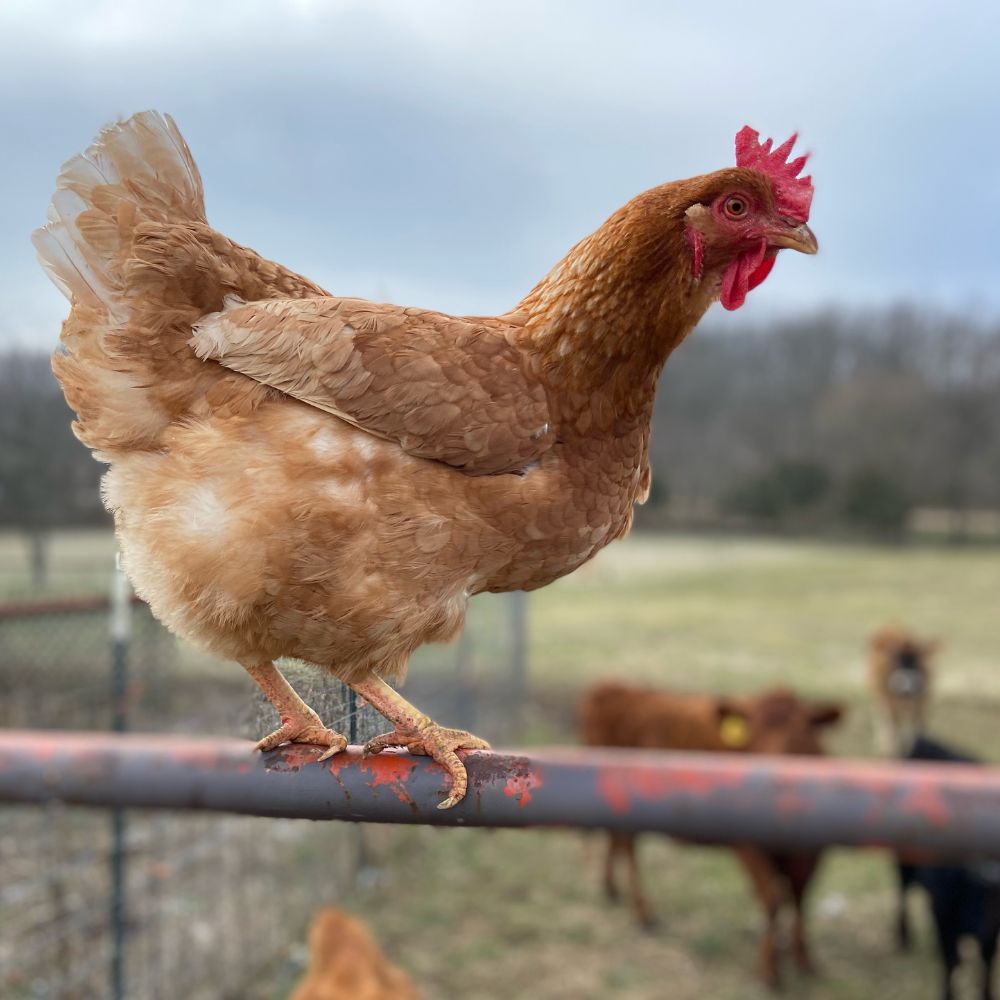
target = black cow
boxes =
[896,735,1000,1000]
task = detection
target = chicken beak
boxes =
[768,221,818,255]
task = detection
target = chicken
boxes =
[33,112,816,807]
[287,908,420,1000]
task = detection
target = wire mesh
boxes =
[0,582,524,999]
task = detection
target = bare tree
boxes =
[653,308,1000,533]
[0,351,105,588]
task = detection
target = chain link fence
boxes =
[0,563,526,1000]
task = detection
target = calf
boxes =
[869,626,937,756]
[895,735,1000,1000]
[580,682,843,991]
[287,908,421,1000]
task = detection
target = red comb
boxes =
[735,126,813,222]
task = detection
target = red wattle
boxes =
[720,263,745,311]
[747,252,776,291]
[720,239,771,311]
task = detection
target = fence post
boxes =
[509,591,528,740]
[345,686,375,883]
[453,624,475,732]
[109,558,131,1000]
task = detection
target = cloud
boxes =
[2,0,999,346]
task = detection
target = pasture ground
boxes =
[2,530,997,998]
[330,534,997,1000]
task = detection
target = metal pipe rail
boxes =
[0,593,145,620]
[2,730,1000,856]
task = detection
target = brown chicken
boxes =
[287,909,420,1000]
[33,112,816,806]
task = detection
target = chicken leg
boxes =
[244,661,348,757]
[350,676,490,809]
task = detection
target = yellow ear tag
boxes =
[719,714,749,749]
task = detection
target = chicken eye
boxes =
[724,195,748,220]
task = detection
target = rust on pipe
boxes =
[0,594,145,620]
[1,730,1000,856]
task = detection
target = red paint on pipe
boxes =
[356,751,420,804]
[21,731,249,767]
[900,781,951,827]
[503,771,542,807]
[597,763,743,814]
[598,771,631,814]
[775,788,814,815]
[274,744,324,772]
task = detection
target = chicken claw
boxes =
[350,676,490,809]
[254,711,348,759]
[244,661,347,760]
[363,725,491,809]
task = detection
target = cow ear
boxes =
[809,702,845,728]
[715,699,750,748]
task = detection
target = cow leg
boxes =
[931,897,960,1000]
[603,834,623,902]
[736,847,784,991]
[788,854,821,975]
[897,861,916,952]
[982,936,997,1000]
[621,834,658,930]
[977,891,1000,1000]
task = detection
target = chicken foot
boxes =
[350,676,490,809]
[244,661,348,759]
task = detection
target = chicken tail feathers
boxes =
[33,112,217,455]
[35,111,325,458]
[32,111,206,316]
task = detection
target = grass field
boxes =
[326,533,996,1000]
[3,529,998,998]
[529,533,999,699]
[0,528,116,599]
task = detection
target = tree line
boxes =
[2,307,999,575]
[0,351,105,585]
[651,306,1000,537]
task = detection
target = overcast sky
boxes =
[2,0,999,348]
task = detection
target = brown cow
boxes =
[868,626,938,756]
[287,908,421,1000]
[580,682,843,990]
